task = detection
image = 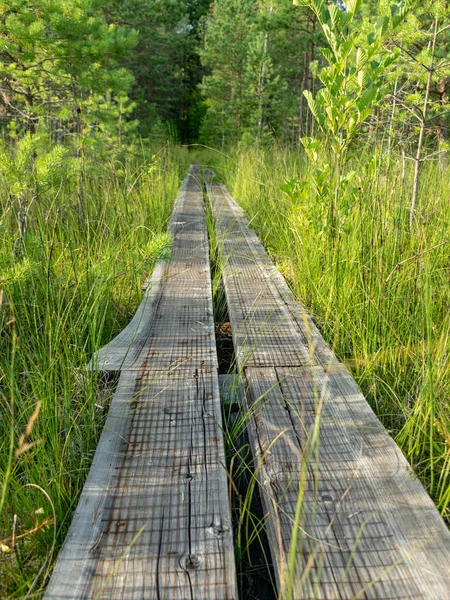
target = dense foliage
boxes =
[200,0,450,154]
[2,0,449,150]
[1,0,449,596]
[0,2,190,595]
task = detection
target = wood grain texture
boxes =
[46,370,236,600]
[93,167,217,373]
[45,167,237,600]
[208,176,450,599]
[208,180,337,369]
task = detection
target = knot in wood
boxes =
[319,492,335,504]
[180,553,200,571]
[208,523,229,538]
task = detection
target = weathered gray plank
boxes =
[246,367,450,599]
[44,371,136,598]
[46,167,237,600]
[46,370,236,600]
[207,182,313,368]
[89,370,234,600]
[210,180,339,370]
[208,176,450,599]
[93,167,217,373]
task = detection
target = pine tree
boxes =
[259,0,322,143]
[200,0,257,146]
[0,0,136,141]
[104,0,210,142]
[381,0,450,227]
[199,0,323,146]
[0,0,138,253]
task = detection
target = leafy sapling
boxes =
[292,0,412,237]
[0,134,80,255]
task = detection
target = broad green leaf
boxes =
[311,0,325,14]
[357,86,376,112]
[358,107,372,122]
[294,0,325,13]
[320,47,335,64]
[325,105,339,130]
[328,4,341,30]
[384,52,399,68]
[390,3,410,28]
[375,16,389,35]
[340,39,355,61]
[346,0,363,15]
[357,69,365,87]
[303,90,324,125]
[340,11,352,28]
[321,89,334,106]
[331,74,344,94]
[356,47,367,71]
[300,137,323,162]
[300,137,315,150]
[321,23,334,47]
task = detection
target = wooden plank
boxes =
[46,370,236,600]
[46,167,238,600]
[245,367,450,599]
[93,166,217,373]
[208,180,337,369]
[210,181,339,370]
[208,178,450,599]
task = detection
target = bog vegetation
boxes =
[0,0,449,596]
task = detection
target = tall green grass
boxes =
[197,145,450,518]
[0,144,188,596]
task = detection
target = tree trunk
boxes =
[306,14,316,137]
[437,76,449,171]
[410,15,438,231]
[298,52,308,141]
[256,43,267,146]
[256,6,272,146]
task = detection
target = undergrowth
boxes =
[0,144,188,597]
[196,145,450,519]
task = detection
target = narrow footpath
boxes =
[45,166,450,600]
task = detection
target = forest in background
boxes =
[2,0,449,147]
[1,0,450,596]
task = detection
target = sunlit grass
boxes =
[198,145,450,518]
[0,144,188,596]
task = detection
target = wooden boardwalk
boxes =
[45,168,237,599]
[45,164,450,600]
[207,177,450,599]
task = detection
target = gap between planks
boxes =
[45,166,238,600]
